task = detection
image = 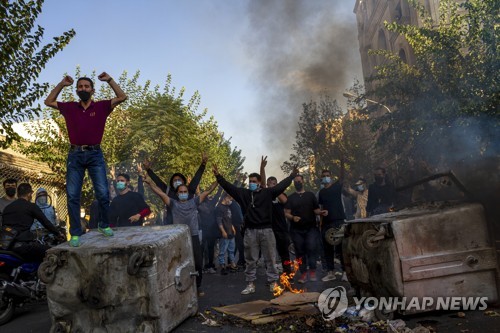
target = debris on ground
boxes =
[270,291,321,306]
[199,313,220,327]
[484,310,500,317]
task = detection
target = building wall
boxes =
[353,0,441,88]
[0,150,67,222]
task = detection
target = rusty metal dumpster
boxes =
[343,202,499,317]
[39,225,198,333]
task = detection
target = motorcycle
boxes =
[0,250,44,325]
[0,224,66,325]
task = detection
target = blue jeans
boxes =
[218,237,236,266]
[66,149,110,236]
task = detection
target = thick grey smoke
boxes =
[244,1,361,173]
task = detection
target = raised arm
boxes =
[136,163,145,197]
[198,181,218,204]
[270,164,300,198]
[143,159,169,192]
[343,183,357,197]
[44,75,73,109]
[213,164,243,204]
[211,185,224,207]
[188,152,208,194]
[277,193,287,204]
[97,72,127,109]
[144,174,170,206]
[260,155,267,188]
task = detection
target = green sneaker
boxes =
[98,227,114,237]
[69,236,80,247]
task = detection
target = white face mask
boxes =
[37,196,48,205]
[173,180,183,189]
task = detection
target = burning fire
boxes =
[273,258,305,297]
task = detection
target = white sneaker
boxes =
[321,271,336,282]
[241,283,256,295]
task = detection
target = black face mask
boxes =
[294,182,303,191]
[374,176,384,184]
[5,188,16,197]
[77,90,91,102]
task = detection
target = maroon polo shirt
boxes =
[57,100,112,145]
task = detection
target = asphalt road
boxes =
[2,265,500,332]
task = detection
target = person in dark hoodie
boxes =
[198,185,223,273]
[366,167,397,216]
[143,152,208,225]
[213,163,299,295]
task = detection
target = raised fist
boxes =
[61,75,74,86]
[98,72,111,82]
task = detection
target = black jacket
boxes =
[2,198,60,242]
[216,174,294,229]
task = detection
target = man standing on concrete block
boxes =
[45,72,127,247]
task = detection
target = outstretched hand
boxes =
[291,164,300,177]
[201,151,209,165]
[142,158,152,170]
[212,164,220,177]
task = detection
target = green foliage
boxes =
[368,0,499,174]
[124,82,245,189]
[0,0,75,147]
[282,94,371,189]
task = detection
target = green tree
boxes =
[368,0,499,174]
[282,95,370,189]
[125,80,245,190]
[0,0,75,147]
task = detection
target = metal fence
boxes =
[0,151,67,222]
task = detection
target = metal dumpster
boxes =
[39,225,198,333]
[343,202,499,316]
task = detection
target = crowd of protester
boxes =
[0,74,401,298]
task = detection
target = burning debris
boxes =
[273,258,305,297]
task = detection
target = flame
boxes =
[273,258,305,297]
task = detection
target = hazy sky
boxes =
[34,0,363,179]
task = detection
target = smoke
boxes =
[243,1,361,174]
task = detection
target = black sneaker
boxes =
[221,267,228,275]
